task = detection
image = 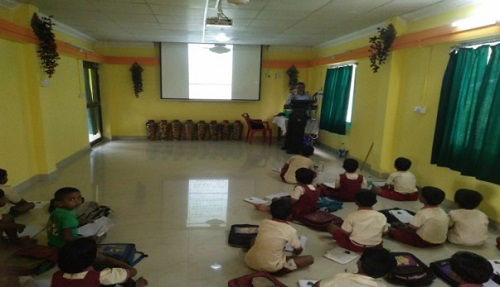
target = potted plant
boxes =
[130,62,144,97]
[368,24,397,73]
[31,13,60,78]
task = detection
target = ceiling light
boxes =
[215,32,230,42]
[451,0,500,30]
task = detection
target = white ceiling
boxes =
[16,0,476,46]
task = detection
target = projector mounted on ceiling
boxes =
[206,0,233,27]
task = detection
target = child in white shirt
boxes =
[448,189,488,246]
[0,168,35,216]
[373,157,418,201]
[313,247,396,287]
[327,190,388,252]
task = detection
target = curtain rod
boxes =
[450,37,500,50]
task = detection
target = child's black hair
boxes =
[58,238,97,274]
[0,168,6,181]
[359,247,396,278]
[394,157,411,171]
[270,197,292,220]
[301,145,314,157]
[49,187,81,213]
[343,158,359,173]
[454,189,483,209]
[355,189,377,207]
[295,168,314,185]
[420,186,445,206]
[450,251,493,284]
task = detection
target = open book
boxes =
[324,246,359,264]
[77,216,114,237]
[244,197,270,205]
[285,235,307,252]
[389,209,414,224]
[298,280,318,287]
[322,182,335,189]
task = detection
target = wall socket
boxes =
[413,106,427,114]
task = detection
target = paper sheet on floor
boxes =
[298,280,318,287]
[33,201,49,209]
[265,192,290,200]
[370,181,386,187]
[490,259,500,275]
[285,235,307,252]
[244,197,270,205]
[77,216,113,237]
[272,167,281,173]
[18,225,43,238]
[324,246,359,264]
[389,209,414,224]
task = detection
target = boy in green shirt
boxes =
[47,187,84,248]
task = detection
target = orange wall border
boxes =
[0,17,498,67]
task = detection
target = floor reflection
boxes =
[187,179,228,228]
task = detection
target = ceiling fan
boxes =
[209,44,231,54]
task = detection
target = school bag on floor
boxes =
[386,252,435,286]
[228,224,259,249]
[97,243,148,267]
[296,210,343,230]
[430,258,500,287]
[228,272,287,287]
[317,197,343,212]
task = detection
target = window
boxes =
[431,43,499,184]
[188,44,233,100]
[319,64,357,135]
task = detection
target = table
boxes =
[272,116,320,137]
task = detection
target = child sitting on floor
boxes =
[280,146,315,184]
[448,251,493,287]
[373,157,418,201]
[321,158,367,202]
[47,187,89,248]
[256,168,320,220]
[0,169,35,216]
[0,189,26,244]
[245,197,314,274]
[448,189,488,246]
[327,190,388,252]
[313,247,396,287]
[389,186,449,247]
[51,237,148,287]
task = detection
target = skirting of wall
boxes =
[13,146,91,193]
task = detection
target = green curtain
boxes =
[431,45,500,184]
[319,65,353,135]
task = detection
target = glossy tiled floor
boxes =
[19,140,499,286]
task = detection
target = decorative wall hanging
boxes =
[286,65,299,90]
[368,24,397,73]
[130,62,144,97]
[31,13,60,78]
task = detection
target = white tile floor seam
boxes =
[13,141,499,286]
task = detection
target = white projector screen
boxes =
[160,42,261,101]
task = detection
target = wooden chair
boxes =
[241,113,272,145]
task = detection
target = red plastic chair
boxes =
[241,113,272,145]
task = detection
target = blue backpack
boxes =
[317,197,343,212]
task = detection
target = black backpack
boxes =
[228,224,259,249]
[430,258,500,287]
[386,252,436,286]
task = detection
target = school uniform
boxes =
[331,209,388,252]
[244,219,301,272]
[321,173,367,202]
[390,207,449,247]
[448,209,488,246]
[290,184,320,219]
[319,273,386,287]
[378,171,419,201]
[51,267,129,287]
[281,155,314,184]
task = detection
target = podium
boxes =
[284,100,314,154]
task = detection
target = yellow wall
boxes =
[0,4,89,186]
[315,8,500,220]
[97,45,315,137]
